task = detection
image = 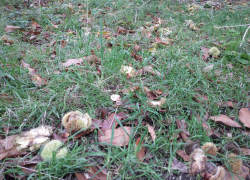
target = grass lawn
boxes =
[0,0,250,179]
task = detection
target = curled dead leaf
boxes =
[98,126,131,146]
[209,115,242,128]
[147,124,156,141]
[5,25,20,32]
[238,108,250,128]
[176,150,190,162]
[135,137,146,161]
[22,61,48,87]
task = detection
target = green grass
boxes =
[0,0,250,179]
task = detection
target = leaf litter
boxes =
[1,1,250,179]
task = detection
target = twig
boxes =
[134,0,152,23]
[17,165,65,180]
[240,25,250,47]
[214,24,250,29]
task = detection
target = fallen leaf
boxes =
[171,158,188,173]
[5,25,20,32]
[209,115,242,128]
[143,65,161,76]
[134,44,141,52]
[61,40,67,48]
[203,64,214,72]
[155,89,163,95]
[202,122,214,136]
[226,63,234,69]
[176,119,191,143]
[216,101,234,108]
[193,94,209,104]
[176,150,190,161]
[98,126,131,146]
[238,108,250,128]
[135,137,146,161]
[101,112,128,131]
[241,147,250,155]
[201,47,210,61]
[61,58,84,67]
[75,172,87,180]
[29,35,36,41]
[146,91,158,100]
[22,61,48,87]
[75,165,108,180]
[147,124,156,140]
[154,37,171,46]
[121,86,140,95]
[0,135,28,160]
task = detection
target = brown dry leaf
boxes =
[209,115,242,128]
[98,126,131,146]
[155,89,163,95]
[0,135,28,160]
[147,124,156,141]
[176,119,191,143]
[223,165,249,180]
[216,101,234,108]
[75,166,108,180]
[22,61,48,87]
[121,86,140,95]
[101,112,128,131]
[31,21,41,30]
[143,65,161,76]
[154,37,171,46]
[135,137,146,161]
[238,108,250,128]
[146,91,158,100]
[5,25,20,32]
[226,63,234,69]
[176,150,190,162]
[171,158,188,173]
[75,172,87,180]
[61,40,67,48]
[201,47,210,61]
[61,58,84,67]
[193,94,209,104]
[241,147,250,155]
[134,44,141,52]
[203,64,214,72]
[202,122,214,136]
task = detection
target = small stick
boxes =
[214,24,250,29]
[240,25,250,47]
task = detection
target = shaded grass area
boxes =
[0,0,250,179]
